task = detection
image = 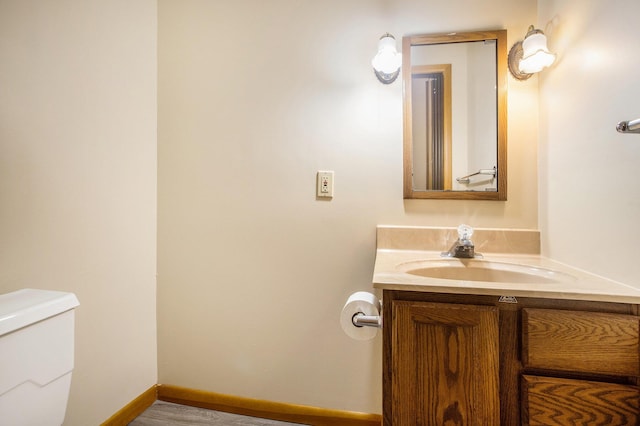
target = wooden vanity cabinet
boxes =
[382,290,640,426]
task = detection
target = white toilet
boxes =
[0,289,80,426]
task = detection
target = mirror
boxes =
[403,30,507,200]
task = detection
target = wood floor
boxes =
[128,401,307,426]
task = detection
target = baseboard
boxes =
[100,385,157,426]
[157,384,382,426]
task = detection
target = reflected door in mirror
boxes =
[412,65,451,191]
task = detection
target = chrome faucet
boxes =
[442,224,476,258]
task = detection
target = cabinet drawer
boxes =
[522,375,639,426]
[522,308,639,376]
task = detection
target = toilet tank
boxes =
[0,289,80,426]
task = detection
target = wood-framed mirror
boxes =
[403,30,507,200]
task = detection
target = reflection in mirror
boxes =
[403,30,507,200]
[412,64,451,190]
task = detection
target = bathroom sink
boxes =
[397,259,576,284]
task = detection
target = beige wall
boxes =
[538,0,640,288]
[158,0,537,414]
[0,1,158,425]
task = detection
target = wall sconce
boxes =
[508,25,556,80]
[372,33,402,84]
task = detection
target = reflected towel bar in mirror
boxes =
[456,167,497,184]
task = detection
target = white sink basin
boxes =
[397,259,577,284]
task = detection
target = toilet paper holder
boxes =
[352,312,382,328]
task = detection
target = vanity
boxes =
[373,226,640,425]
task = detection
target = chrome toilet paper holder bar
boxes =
[352,312,382,328]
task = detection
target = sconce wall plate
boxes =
[374,68,400,84]
[508,41,533,81]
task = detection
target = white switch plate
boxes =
[317,171,334,198]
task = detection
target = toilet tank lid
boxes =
[0,289,80,336]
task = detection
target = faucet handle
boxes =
[457,224,474,241]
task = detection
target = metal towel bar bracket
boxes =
[616,118,640,134]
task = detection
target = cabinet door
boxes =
[391,301,499,425]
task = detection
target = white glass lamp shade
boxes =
[519,31,556,74]
[372,34,401,84]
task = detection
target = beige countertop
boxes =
[373,226,640,304]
